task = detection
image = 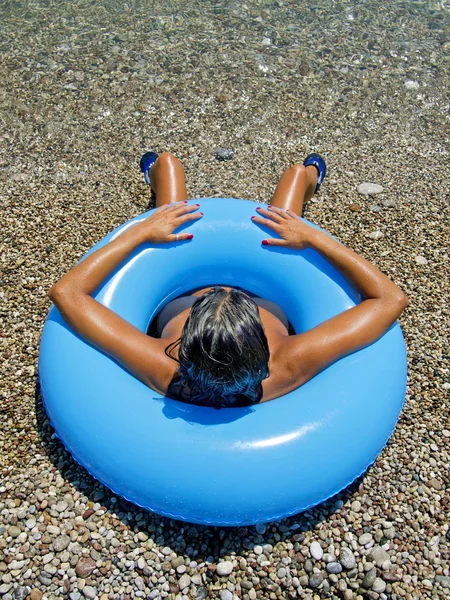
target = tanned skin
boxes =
[49,153,408,402]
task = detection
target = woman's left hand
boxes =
[137,201,202,244]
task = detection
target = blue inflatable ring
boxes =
[39,198,407,526]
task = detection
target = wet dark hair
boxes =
[165,287,270,408]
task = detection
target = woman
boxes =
[49,152,408,408]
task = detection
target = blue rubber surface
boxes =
[39,198,407,526]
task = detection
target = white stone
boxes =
[357,182,384,195]
[366,231,384,240]
[404,80,420,90]
[220,591,233,600]
[372,577,387,593]
[216,561,234,576]
[178,574,191,590]
[310,541,323,561]
[47,525,61,535]
[415,255,428,265]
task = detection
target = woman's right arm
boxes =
[252,206,408,387]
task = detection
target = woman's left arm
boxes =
[48,202,201,391]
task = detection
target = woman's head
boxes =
[166,287,270,408]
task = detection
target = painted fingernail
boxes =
[183,200,188,204]
[251,216,256,220]
[186,234,194,240]
[195,203,200,207]
[198,212,203,216]
[262,240,269,246]
[268,205,272,209]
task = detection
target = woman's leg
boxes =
[150,152,188,207]
[270,164,319,216]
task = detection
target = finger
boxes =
[175,212,203,225]
[261,237,287,247]
[255,206,285,223]
[285,210,298,219]
[251,215,281,231]
[267,205,291,219]
[169,232,194,242]
[171,202,200,216]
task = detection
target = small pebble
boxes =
[339,548,356,570]
[214,148,234,161]
[216,561,234,576]
[326,562,342,574]
[309,573,323,588]
[366,230,384,240]
[362,567,377,589]
[310,541,323,561]
[357,182,384,195]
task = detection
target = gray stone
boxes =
[171,556,184,569]
[382,198,396,208]
[82,587,97,600]
[38,574,52,586]
[369,546,390,567]
[195,587,208,600]
[220,591,233,600]
[47,525,60,535]
[436,576,450,589]
[358,533,373,546]
[53,535,71,552]
[372,577,386,593]
[339,548,356,570]
[309,573,323,588]
[0,584,12,595]
[55,501,68,512]
[362,567,377,589]
[14,587,29,600]
[326,562,342,574]
[215,148,234,161]
[357,182,384,195]
[304,559,313,573]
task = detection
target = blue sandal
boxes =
[139,151,159,185]
[303,153,326,193]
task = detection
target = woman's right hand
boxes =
[251,205,318,250]
[136,201,202,244]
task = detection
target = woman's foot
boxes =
[303,153,326,193]
[269,153,326,215]
[140,151,159,185]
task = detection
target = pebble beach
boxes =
[1,1,449,599]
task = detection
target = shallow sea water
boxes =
[1,0,450,599]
